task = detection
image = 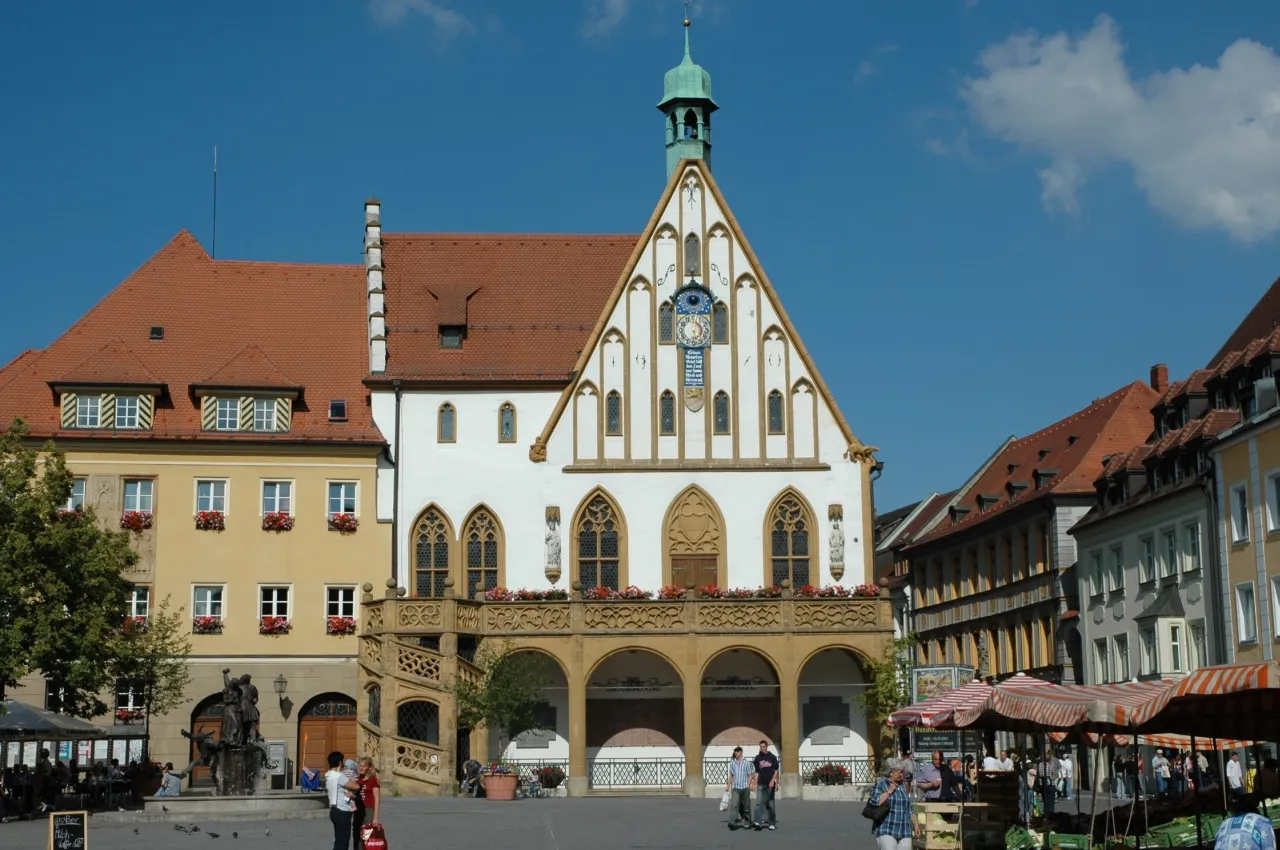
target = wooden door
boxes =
[671,556,719,590]
[297,695,357,780]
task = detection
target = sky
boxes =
[2,0,1279,511]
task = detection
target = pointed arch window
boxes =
[713,391,731,435]
[575,492,623,590]
[438,403,456,443]
[684,233,701,276]
[768,491,812,588]
[658,302,674,345]
[659,391,676,435]
[412,507,452,597]
[683,110,698,140]
[712,301,728,344]
[463,508,501,600]
[498,403,516,443]
[605,390,623,436]
[767,390,785,434]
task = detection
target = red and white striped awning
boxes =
[887,673,1052,728]
[953,680,1173,732]
[1048,730,1253,750]
[1131,661,1280,741]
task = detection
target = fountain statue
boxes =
[178,669,275,796]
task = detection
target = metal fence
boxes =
[504,759,569,786]
[799,756,877,785]
[589,757,686,788]
[702,758,731,786]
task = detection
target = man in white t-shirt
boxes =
[1226,752,1245,800]
[1059,754,1073,800]
[998,750,1015,771]
[983,752,1000,771]
[325,751,360,850]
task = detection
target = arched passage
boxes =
[297,692,357,781]
[495,649,569,771]
[188,693,223,787]
[700,648,780,784]
[796,647,872,785]
[586,648,684,789]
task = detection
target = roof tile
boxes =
[57,339,162,386]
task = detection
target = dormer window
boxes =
[76,395,100,428]
[976,494,1000,512]
[1038,449,1050,461]
[329,399,348,422]
[1034,468,1059,489]
[440,326,465,349]
[216,398,239,431]
[949,505,971,523]
[58,389,157,431]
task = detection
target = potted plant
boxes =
[328,512,359,533]
[483,762,519,801]
[262,511,295,532]
[195,510,225,531]
[536,765,566,790]
[809,762,851,785]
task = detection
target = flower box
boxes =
[115,708,146,724]
[483,587,570,602]
[192,616,223,635]
[123,615,148,634]
[326,616,358,635]
[536,765,566,789]
[57,508,84,524]
[328,512,359,533]
[262,512,295,532]
[809,762,851,785]
[195,510,225,531]
[120,511,153,533]
[260,616,292,635]
[852,584,881,598]
[582,585,652,600]
[795,584,859,599]
[658,585,686,600]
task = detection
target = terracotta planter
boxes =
[484,772,518,801]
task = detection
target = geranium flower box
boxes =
[120,510,153,533]
[259,616,292,635]
[262,512,295,532]
[192,616,223,635]
[195,510,225,531]
[328,512,359,533]
[326,616,358,635]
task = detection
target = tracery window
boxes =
[463,509,501,600]
[768,491,812,588]
[575,493,623,590]
[438,403,456,443]
[605,391,623,436]
[767,390,785,434]
[498,403,516,443]
[413,507,452,597]
[658,302,674,345]
[712,302,728,344]
[684,233,701,276]
[713,391,730,435]
[659,391,676,435]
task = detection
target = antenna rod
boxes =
[212,145,218,259]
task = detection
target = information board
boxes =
[49,811,87,850]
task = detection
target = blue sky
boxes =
[2,1,1278,511]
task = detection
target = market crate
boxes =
[1046,832,1090,850]
[915,802,964,850]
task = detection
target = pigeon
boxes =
[264,830,271,836]
[191,825,201,833]
[162,805,169,812]
[208,833,220,839]
[133,829,139,835]
[232,832,238,839]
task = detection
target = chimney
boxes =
[1150,363,1169,392]
[365,198,386,374]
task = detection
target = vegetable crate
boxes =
[914,802,1003,850]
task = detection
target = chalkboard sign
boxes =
[49,811,87,850]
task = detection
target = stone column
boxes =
[682,669,704,797]
[779,669,802,799]
[471,725,491,765]
[566,650,588,797]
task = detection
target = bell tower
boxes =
[658,15,718,178]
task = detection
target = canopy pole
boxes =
[1215,739,1226,813]
[1191,736,1204,849]
[1088,734,1102,845]
[1253,742,1268,819]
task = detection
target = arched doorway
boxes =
[797,648,872,785]
[700,649,780,785]
[297,693,357,781]
[664,485,726,589]
[587,649,684,789]
[188,694,223,787]
[492,650,568,783]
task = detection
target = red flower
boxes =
[326,616,358,635]
[259,616,292,635]
[658,585,686,600]
[195,510,225,531]
[328,513,359,533]
[192,616,222,635]
[119,511,153,533]
[262,512,295,532]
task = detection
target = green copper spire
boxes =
[658,15,718,178]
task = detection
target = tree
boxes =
[109,595,193,736]
[451,641,550,756]
[0,418,137,716]
[855,633,920,725]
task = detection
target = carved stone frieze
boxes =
[360,723,380,764]
[667,488,721,556]
[697,602,781,630]
[397,603,442,629]
[365,605,384,631]
[455,604,481,632]
[485,604,571,633]
[582,603,684,631]
[395,641,442,684]
[793,600,878,629]
[359,636,382,671]
[393,738,441,778]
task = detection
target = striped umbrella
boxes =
[1131,661,1280,740]
[952,680,1173,733]
[887,672,1052,728]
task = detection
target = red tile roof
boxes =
[909,381,1159,547]
[56,339,163,387]
[0,232,383,445]
[1210,276,1280,368]
[377,233,638,382]
[892,491,956,547]
[198,345,296,390]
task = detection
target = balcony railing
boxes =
[589,757,685,788]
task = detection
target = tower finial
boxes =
[683,0,691,55]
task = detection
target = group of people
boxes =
[723,741,781,831]
[323,752,382,850]
[0,750,154,821]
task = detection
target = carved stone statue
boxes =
[829,517,845,568]
[544,513,561,581]
[220,669,245,748]
[237,674,260,744]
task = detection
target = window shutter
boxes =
[100,393,117,429]
[137,394,155,430]
[201,396,218,431]
[238,397,254,431]
[275,397,291,432]
[60,393,77,429]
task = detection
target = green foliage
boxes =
[0,418,137,716]
[451,640,550,747]
[855,633,920,724]
[109,595,194,719]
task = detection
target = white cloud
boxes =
[854,44,899,87]
[369,0,477,45]
[582,0,630,39]
[961,14,1280,242]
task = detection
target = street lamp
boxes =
[273,674,288,699]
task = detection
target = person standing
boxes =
[998,750,1015,771]
[1114,753,1128,800]
[1037,750,1060,817]
[1227,752,1245,802]
[915,752,943,802]
[983,751,999,771]
[1059,752,1073,800]
[870,760,916,850]
[751,741,779,830]
[1153,750,1170,798]
[354,757,380,849]
[725,746,754,830]
[325,752,360,850]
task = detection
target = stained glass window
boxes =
[658,302,674,344]
[464,509,501,600]
[713,391,730,434]
[684,233,701,276]
[767,390,785,434]
[438,403,456,442]
[605,391,622,436]
[659,391,676,435]
[414,508,451,597]
[499,403,516,443]
[576,494,622,590]
[713,302,728,344]
[769,492,811,588]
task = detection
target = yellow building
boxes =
[0,233,390,782]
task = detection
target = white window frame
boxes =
[76,394,100,428]
[128,586,150,619]
[115,395,140,429]
[65,477,86,511]
[1089,551,1104,597]
[1139,536,1156,583]
[1139,627,1156,676]
[115,679,144,712]
[259,585,291,619]
[326,586,357,619]
[1183,522,1202,572]
[1093,638,1110,683]
[1114,634,1130,682]
[1160,528,1178,578]
[123,478,154,513]
[216,397,240,431]
[193,585,225,619]
[1267,470,1280,533]
[1236,582,1258,644]
[252,398,277,433]
[1231,484,1250,543]
[261,480,294,516]
[195,479,229,514]
[326,481,358,518]
[1168,622,1185,673]
[1272,576,1280,639]
[1110,545,1125,591]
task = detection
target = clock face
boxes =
[676,313,711,348]
[676,288,710,314]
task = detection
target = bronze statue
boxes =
[180,728,220,787]
[220,669,245,747]
[237,674,261,744]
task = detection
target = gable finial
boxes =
[683,0,691,55]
